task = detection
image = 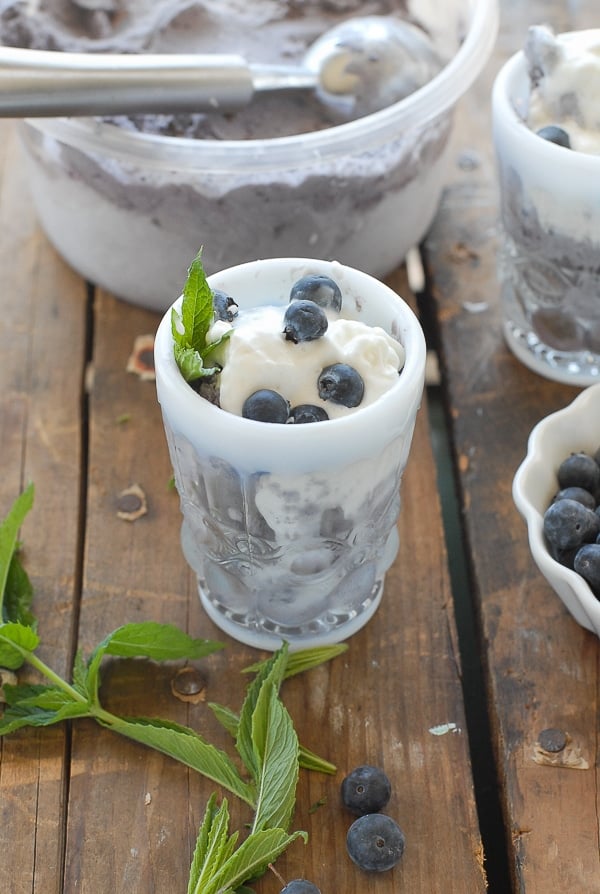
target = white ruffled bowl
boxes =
[513,383,600,635]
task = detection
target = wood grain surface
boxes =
[422,0,600,891]
[0,126,483,893]
[3,0,598,888]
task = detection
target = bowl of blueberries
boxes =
[513,384,600,635]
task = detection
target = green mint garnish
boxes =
[0,487,346,892]
[171,248,231,382]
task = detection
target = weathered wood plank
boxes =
[423,0,600,890]
[0,120,87,894]
[61,271,485,892]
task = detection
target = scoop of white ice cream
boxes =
[526,26,600,154]
[217,305,404,420]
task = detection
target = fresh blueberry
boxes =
[341,765,392,816]
[318,363,364,407]
[557,452,600,495]
[574,544,600,596]
[212,288,238,322]
[242,389,289,424]
[346,813,405,873]
[289,404,329,424]
[552,486,597,511]
[280,881,321,894]
[290,274,343,312]
[283,300,329,343]
[536,125,571,148]
[543,498,600,555]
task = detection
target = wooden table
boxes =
[0,1,598,891]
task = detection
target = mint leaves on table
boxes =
[171,247,230,382]
[188,646,308,894]
[0,485,346,892]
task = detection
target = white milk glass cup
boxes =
[155,258,426,651]
[492,39,600,386]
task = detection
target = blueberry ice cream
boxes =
[3,0,468,309]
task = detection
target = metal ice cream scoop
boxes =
[0,16,443,120]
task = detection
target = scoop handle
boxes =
[0,46,314,117]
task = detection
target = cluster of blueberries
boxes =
[280,765,405,893]
[238,274,366,424]
[543,449,600,595]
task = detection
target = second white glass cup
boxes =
[493,39,600,386]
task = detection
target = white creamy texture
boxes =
[526,27,600,155]
[216,305,405,420]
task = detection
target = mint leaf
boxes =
[0,483,34,620]
[0,691,91,733]
[188,797,306,894]
[84,622,223,701]
[3,682,80,710]
[100,715,255,807]
[0,706,58,734]
[173,345,217,383]
[209,701,336,776]
[236,646,289,781]
[72,649,89,697]
[181,249,214,350]
[208,702,240,738]
[242,643,348,680]
[98,622,223,661]
[187,796,238,894]
[250,683,299,833]
[0,622,40,670]
[202,827,307,894]
[4,554,36,628]
[172,248,224,381]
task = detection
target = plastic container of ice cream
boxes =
[14,0,498,310]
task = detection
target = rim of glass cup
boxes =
[24,0,499,171]
[155,258,427,464]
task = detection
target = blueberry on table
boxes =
[289,404,329,424]
[281,881,321,894]
[290,273,343,312]
[574,543,600,595]
[557,452,600,495]
[283,299,329,343]
[212,288,239,322]
[317,363,364,407]
[242,389,290,423]
[536,124,571,148]
[543,498,600,554]
[346,813,405,872]
[341,765,392,816]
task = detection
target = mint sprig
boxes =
[171,248,231,382]
[188,795,306,894]
[0,487,345,891]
